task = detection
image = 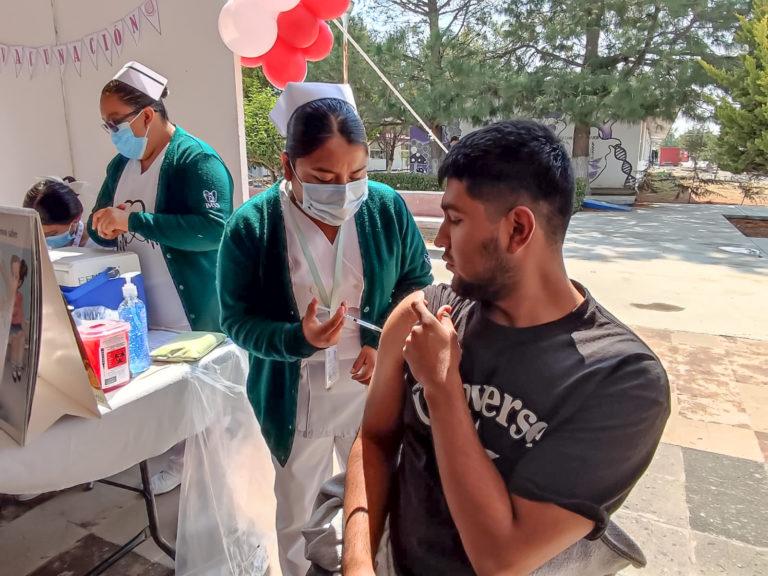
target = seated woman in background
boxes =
[23,177,88,249]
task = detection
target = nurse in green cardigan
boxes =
[89,61,233,333]
[88,61,233,496]
[218,83,433,576]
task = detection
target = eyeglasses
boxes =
[101,108,143,134]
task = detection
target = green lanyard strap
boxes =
[284,201,346,311]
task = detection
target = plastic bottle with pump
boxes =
[118,276,151,376]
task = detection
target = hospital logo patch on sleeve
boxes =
[203,190,220,209]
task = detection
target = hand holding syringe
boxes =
[317,305,383,333]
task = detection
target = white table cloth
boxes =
[0,332,277,575]
[0,332,248,494]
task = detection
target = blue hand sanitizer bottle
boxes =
[118,277,151,376]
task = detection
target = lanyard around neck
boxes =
[284,200,346,310]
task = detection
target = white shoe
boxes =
[15,493,41,502]
[149,469,182,495]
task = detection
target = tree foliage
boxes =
[680,126,718,166]
[308,17,414,170]
[240,0,750,186]
[703,0,768,175]
[662,132,681,146]
[497,0,748,186]
[500,0,746,123]
[242,69,284,181]
[354,1,504,172]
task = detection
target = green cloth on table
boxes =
[150,331,226,362]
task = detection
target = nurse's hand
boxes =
[351,345,377,385]
[100,230,122,241]
[302,298,346,349]
[92,206,130,238]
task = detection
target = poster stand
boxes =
[0,207,100,446]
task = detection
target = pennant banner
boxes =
[12,46,24,78]
[85,33,100,70]
[0,0,162,80]
[111,21,126,56]
[54,44,68,74]
[26,47,38,79]
[141,0,161,35]
[40,46,53,72]
[68,40,84,77]
[99,29,114,65]
[0,44,8,72]
[126,9,142,45]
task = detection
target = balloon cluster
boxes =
[218,0,350,89]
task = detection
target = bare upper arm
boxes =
[500,495,594,575]
[361,291,425,442]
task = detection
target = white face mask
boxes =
[291,165,368,226]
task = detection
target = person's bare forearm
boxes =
[342,432,398,573]
[343,291,420,573]
[427,373,519,575]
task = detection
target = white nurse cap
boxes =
[34,176,88,195]
[270,82,357,137]
[112,61,168,101]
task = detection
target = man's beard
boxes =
[451,238,515,303]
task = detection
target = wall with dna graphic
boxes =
[536,118,652,190]
[419,119,652,189]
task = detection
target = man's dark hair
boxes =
[101,79,170,121]
[286,98,367,160]
[438,119,575,242]
[23,179,83,225]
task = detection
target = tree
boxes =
[680,126,718,169]
[363,0,504,173]
[702,0,768,177]
[242,69,284,182]
[678,126,720,202]
[372,121,410,171]
[308,18,413,171]
[499,0,748,191]
[662,132,681,147]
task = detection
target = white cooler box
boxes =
[49,247,147,311]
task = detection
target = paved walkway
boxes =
[616,328,768,576]
[430,203,768,340]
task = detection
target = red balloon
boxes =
[241,55,264,68]
[277,4,320,49]
[304,21,334,62]
[301,0,350,20]
[263,40,308,89]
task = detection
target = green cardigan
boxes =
[88,126,234,331]
[218,181,433,465]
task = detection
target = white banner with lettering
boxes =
[0,0,162,79]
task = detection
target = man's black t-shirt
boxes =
[390,283,670,575]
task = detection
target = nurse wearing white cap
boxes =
[218,82,433,576]
[88,62,234,494]
[89,61,233,334]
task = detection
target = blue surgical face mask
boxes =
[291,165,369,226]
[110,113,149,160]
[46,228,76,249]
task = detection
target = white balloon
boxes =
[269,0,301,11]
[218,0,279,57]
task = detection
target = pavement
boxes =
[1,202,767,575]
[429,203,768,341]
[0,466,176,575]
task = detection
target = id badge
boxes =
[325,346,340,390]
